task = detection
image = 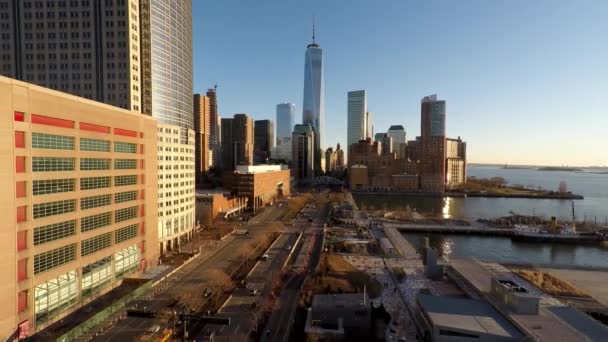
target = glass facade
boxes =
[347,90,367,151]
[149,0,193,131]
[80,138,110,152]
[32,133,74,150]
[302,43,324,172]
[276,102,295,142]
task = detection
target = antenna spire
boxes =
[312,15,316,44]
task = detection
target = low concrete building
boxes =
[195,190,248,226]
[305,293,371,340]
[348,164,369,190]
[224,165,290,211]
[416,294,526,341]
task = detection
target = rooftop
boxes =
[417,294,525,340]
[388,125,405,131]
[234,164,288,174]
[312,293,369,310]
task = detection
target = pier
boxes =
[383,222,606,244]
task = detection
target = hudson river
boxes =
[354,165,608,221]
[354,165,608,267]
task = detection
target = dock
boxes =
[383,223,606,245]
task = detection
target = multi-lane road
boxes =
[91,205,287,341]
[261,191,329,342]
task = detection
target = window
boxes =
[32,133,74,150]
[115,175,137,186]
[115,244,139,278]
[81,257,113,297]
[33,244,76,274]
[33,220,76,245]
[115,224,137,243]
[34,270,78,324]
[115,190,137,203]
[81,212,112,232]
[81,232,112,256]
[80,176,110,190]
[33,199,75,218]
[80,138,110,152]
[115,206,137,223]
[33,179,75,195]
[114,141,137,153]
[81,194,111,210]
[32,157,74,172]
[80,158,110,170]
[114,159,137,170]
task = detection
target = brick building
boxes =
[224,165,291,211]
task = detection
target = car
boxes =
[145,325,161,335]
[261,254,269,261]
[285,245,292,251]
[249,288,259,295]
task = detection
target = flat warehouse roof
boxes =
[418,294,525,340]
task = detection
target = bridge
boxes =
[309,176,344,186]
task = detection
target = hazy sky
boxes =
[193,0,608,167]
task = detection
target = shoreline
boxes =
[351,191,584,200]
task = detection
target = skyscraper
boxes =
[420,94,447,192]
[221,114,254,171]
[194,94,211,185]
[421,94,446,137]
[292,124,315,180]
[276,103,295,145]
[387,125,407,158]
[347,90,367,154]
[207,87,221,167]
[254,119,274,163]
[0,1,195,334]
[302,23,324,174]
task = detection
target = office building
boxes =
[387,125,406,158]
[223,165,291,212]
[221,114,254,171]
[276,103,295,145]
[0,77,159,336]
[446,137,467,186]
[380,133,392,155]
[270,137,292,162]
[254,119,274,163]
[325,147,337,174]
[207,88,221,168]
[305,293,371,340]
[347,90,367,154]
[195,190,248,227]
[374,133,384,143]
[302,24,324,174]
[193,94,210,185]
[335,143,345,169]
[156,124,195,254]
[292,124,315,181]
[366,111,373,139]
[0,0,196,253]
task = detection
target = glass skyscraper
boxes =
[347,90,367,154]
[276,102,296,145]
[149,0,193,133]
[302,27,324,174]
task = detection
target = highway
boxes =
[199,232,297,339]
[91,205,286,341]
[261,191,328,342]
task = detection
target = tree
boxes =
[558,181,568,193]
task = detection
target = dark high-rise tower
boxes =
[254,120,274,163]
[420,95,447,192]
[221,114,254,171]
[302,21,324,174]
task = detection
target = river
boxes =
[353,165,608,221]
[404,232,608,268]
[353,165,608,267]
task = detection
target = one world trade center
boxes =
[302,22,325,174]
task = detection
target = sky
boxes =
[193,0,608,167]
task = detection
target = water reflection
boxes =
[442,197,452,219]
[404,232,608,268]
